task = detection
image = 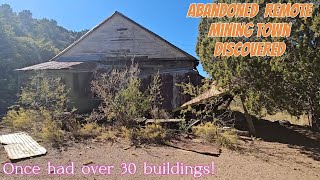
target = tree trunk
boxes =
[240,95,256,136]
[309,108,320,130]
[308,97,320,130]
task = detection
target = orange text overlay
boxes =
[214,42,286,57]
[187,3,314,57]
[208,23,292,38]
[187,3,313,18]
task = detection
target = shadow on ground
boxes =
[233,111,320,161]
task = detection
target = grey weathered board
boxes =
[165,138,221,156]
[54,12,194,62]
[0,132,47,160]
[145,119,185,124]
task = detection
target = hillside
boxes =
[0,4,87,114]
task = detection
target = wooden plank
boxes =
[56,13,193,61]
[165,138,221,157]
[145,119,185,124]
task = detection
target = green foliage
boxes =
[2,75,71,146]
[177,79,218,119]
[121,124,167,144]
[19,73,69,112]
[148,71,163,110]
[114,77,150,123]
[2,108,35,131]
[3,107,65,145]
[40,113,64,145]
[136,124,167,144]
[148,71,170,119]
[196,0,320,129]
[178,78,211,98]
[91,64,151,126]
[0,4,87,114]
[178,79,234,126]
[75,123,102,139]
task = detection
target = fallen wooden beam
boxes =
[165,137,220,157]
[145,119,185,124]
[219,127,250,137]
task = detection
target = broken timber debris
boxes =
[220,127,250,137]
[165,137,220,157]
[0,132,47,160]
[145,119,185,124]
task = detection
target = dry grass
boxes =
[262,112,309,126]
[192,122,238,149]
[118,124,167,144]
[229,97,310,126]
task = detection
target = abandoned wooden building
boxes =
[17,11,202,112]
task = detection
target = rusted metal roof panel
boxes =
[0,132,46,160]
[16,61,83,71]
[181,85,225,108]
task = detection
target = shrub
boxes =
[118,124,167,145]
[114,77,150,125]
[193,122,238,149]
[18,73,69,112]
[119,126,133,140]
[147,72,170,119]
[96,129,117,142]
[136,124,167,144]
[150,107,170,119]
[91,64,150,126]
[2,74,74,146]
[41,119,64,145]
[217,130,238,149]
[76,123,102,139]
[2,108,34,131]
[192,122,218,143]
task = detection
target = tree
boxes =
[0,4,87,115]
[196,0,320,132]
[91,64,150,126]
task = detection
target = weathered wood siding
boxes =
[17,12,203,113]
[56,13,191,62]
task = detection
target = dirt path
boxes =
[0,119,319,180]
[0,138,319,180]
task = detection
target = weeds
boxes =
[75,123,102,139]
[2,74,74,146]
[136,124,167,144]
[193,122,238,149]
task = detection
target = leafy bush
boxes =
[193,122,238,149]
[118,124,167,145]
[91,64,150,126]
[150,107,170,119]
[114,77,150,125]
[91,64,168,126]
[18,73,69,112]
[96,129,117,142]
[2,74,73,146]
[136,124,167,144]
[192,122,218,142]
[41,119,64,145]
[3,107,65,145]
[2,108,34,131]
[76,123,102,139]
[217,130,238,149]
[119,126,134,140]
[147,71,171,119]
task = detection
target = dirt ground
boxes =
[0,121,319,180]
